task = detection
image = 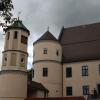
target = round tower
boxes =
[0,19,30,100]
[33,31,62,97]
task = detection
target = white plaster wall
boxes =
[63,60,100,97]
[33,62,62,97]
[0,73,27,98]
[33,41,62,62]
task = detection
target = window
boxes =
[43,48,48,54]
[83,85,89,95]
[7,32,10,40]
[66,86,72,96]
[82,65,88,76]
[56,50,59,56]
[66,67,72,77]
[20,54,25,63]
[21,58,24,63]
[14,31,18,39]
[43,68,48,77]
[4,55,7,61]
[21,35,28,44]
[20,54,25,67]
[3,54,7,66]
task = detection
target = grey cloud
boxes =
[1,0,100,69]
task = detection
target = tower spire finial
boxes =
[47,26,49,32]
[17,11,21,20]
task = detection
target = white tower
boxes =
[0,19,30,100]
[33,31,62,97]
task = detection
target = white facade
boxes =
[32,31,100,98]
[33,40,62,97]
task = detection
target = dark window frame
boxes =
[14,31,18,39]
[21,35,28,45]
[43,68,48,77]
[83,85,89,95]
[43,48,48,54]
[66,67,72,78]
[56,50,59,56]
[66,86,72,96]
[82,65,88,76]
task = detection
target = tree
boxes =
[0,0,14,23]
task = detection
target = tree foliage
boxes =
[0,0,13,23]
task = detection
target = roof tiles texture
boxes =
[59,23,100,63]
[33,31,58,45]
[5,19,30,35]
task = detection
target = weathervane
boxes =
[17,11,21,20]
[47,26,49,31]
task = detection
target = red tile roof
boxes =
[59,23,100,62]
[33,31,58,45]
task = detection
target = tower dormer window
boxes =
[21,35,28,44]
[14,31,18,39]
[43,48,48,54]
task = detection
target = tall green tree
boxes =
[0,0,13,23]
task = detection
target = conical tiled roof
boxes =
[33,31,58,45]
[5,19,30,35]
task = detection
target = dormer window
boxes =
[43,48,48,54]
[14,31,18,39]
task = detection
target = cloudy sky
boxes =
[1,0,100,69]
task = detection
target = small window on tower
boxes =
[43,48,48,54]
[43,68,48,77]
[3,54,7,66]
[4,54,7,61]
[21,35,28,44]
[20,54,25,63]
[21,58,24,63]
[5,57,7,61]
[7,32,10,40]
[56,50,59,56]
[20,54,25,67]
[14,31,18,39]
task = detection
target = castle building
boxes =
[0,18,30,100]
[32,23,100,98]
[0,18,100,100]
